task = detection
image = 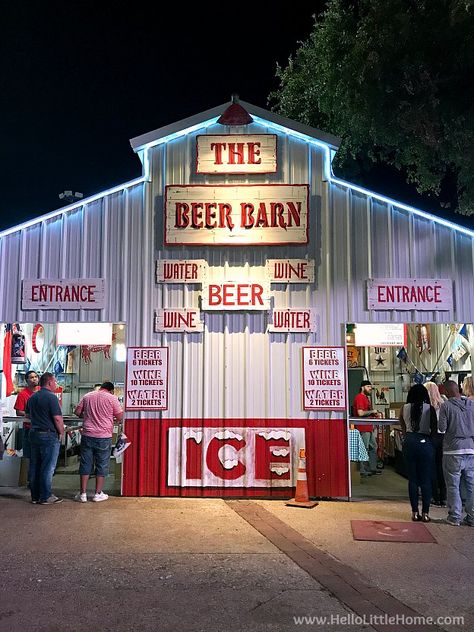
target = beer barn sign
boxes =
[165,184,309,246]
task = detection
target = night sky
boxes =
[2,2,473,232]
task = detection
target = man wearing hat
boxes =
[352,380,383,476]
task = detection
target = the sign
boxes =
[125,347,169,411]
[367,279,453,310]
[369,347,391,371]
[354,323,407,347]
[196,134,277,174]
[302,346,346,411]
[268,309,318,333]
[154,309,204,333]
[347,346,360,368]
[266,259,315,283]
[156,259,207,284]
[22,278,105,310]
[201,280,270,311]
[165,184,309,245]
[167,427,305,487]
[57,322,112,346]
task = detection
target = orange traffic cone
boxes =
[286,448,318,509]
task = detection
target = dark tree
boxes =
[270,0,474,215]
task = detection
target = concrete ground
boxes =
[0,488,472,632]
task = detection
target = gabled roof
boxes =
[129,100,341,152]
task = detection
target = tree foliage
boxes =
[270,0,474,215]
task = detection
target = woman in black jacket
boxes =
[399,384,438,522]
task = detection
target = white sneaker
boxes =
[75,492,87,503]
[92,491,109,502]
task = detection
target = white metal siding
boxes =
[2,116,474,426]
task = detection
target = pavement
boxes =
[0,487,472,632]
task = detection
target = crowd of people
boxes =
[353,377,474,527]
[400,379,474,526]
[16,374,123,504]
[15,370,474,527]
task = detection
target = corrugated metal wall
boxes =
[0,185,150,334]
[2,111,474,499]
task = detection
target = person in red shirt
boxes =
[352,380,382,477]
[15,370,40,484]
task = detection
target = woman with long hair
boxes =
[461,376,474,400]
[424,381,446,507]
[399,384,437,522]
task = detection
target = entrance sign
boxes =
[156,259,207,284]
[165,184,309,245]
[367,279,453,310]
[196,134,277,174]
[22,278,105,310]
[354,323,407,347]
[266,259,315,283]
[125,347,169,411]
[167,427,305,488]
[302,346,346,411]
[154,309,204,333]
[268,309,318,333]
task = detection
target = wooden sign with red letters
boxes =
[196,134,277,174]
[22,278,105,310]
[165,184,309,246]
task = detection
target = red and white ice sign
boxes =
[167,426,305,488]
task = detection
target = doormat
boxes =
[351,520,437,543]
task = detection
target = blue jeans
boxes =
[443,454,474,522]
[402,433,434,513]
[29,430,60,502]
[360,430,378,474]
[79,435,112,477]
[22,427,35,486]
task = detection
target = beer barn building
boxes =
[1,98,474,499]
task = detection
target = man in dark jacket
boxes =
[438,380,474,526]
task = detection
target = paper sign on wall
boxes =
[125,347,169,411]
[302,346,346,411]
[354,323,406,347]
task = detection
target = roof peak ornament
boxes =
[217,94,253,126]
